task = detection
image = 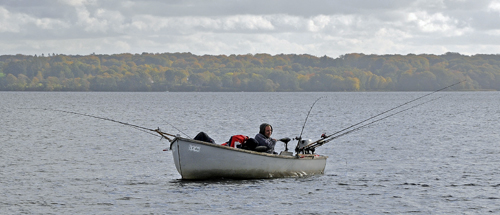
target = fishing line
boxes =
[301,80,464,151]
[23,108,176,142]
[160,117,191,138]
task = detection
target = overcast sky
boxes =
[1,0,500,57]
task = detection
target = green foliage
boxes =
[0,52,498,91]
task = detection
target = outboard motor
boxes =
[295,139,314,154]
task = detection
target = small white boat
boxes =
[168,137,328,180]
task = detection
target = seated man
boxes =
[254,123,277,154]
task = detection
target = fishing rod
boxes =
[26,108,176,142]
[297,97,324,141]
[305,96,443,150]
[323,80,463,140]
[299,80,464,151]
[289,97,323,154]
[296,80,465,153]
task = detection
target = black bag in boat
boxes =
[241,138,258,150]
[193,132,215,144]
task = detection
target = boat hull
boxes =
[170,137,327,180]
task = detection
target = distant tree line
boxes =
[0,52,497,91]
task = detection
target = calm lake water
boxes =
[1,91,499,214]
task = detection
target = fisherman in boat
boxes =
[255,123,277,154]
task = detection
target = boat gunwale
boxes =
[170,137,328,160]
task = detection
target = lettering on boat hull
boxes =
[189,144,200,152]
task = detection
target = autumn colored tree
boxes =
[1,52,497,91]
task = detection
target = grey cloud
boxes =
[97,0,415,17]
[469,11,500,30]
[2,0,76,19]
